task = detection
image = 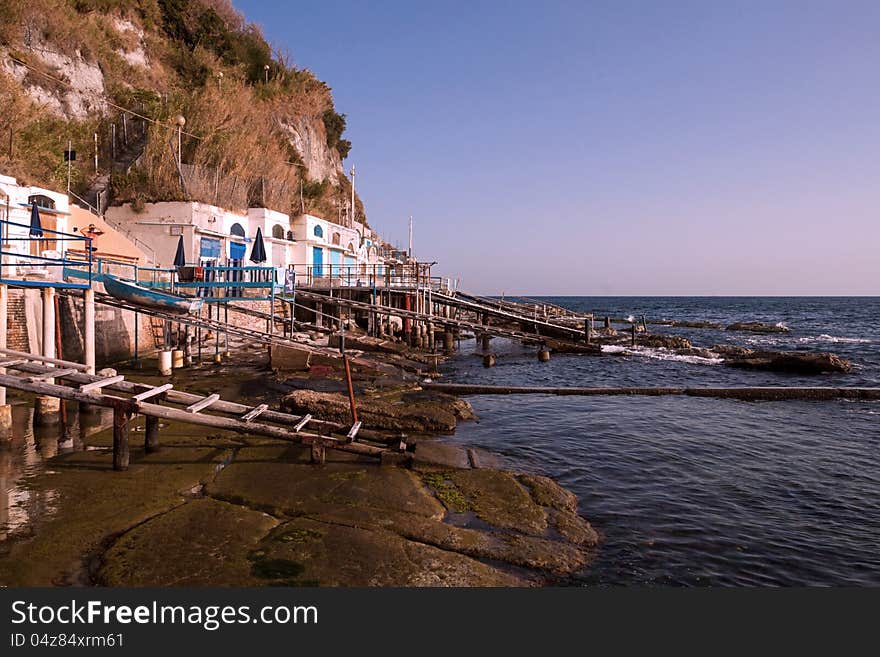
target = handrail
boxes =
[67,190,158,264]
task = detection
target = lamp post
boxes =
[174,115,186,168]
[263,64,270,84]
[349,165,356,228]
[216,71,223,90]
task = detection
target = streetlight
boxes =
[216,70,223,90]
[349,165,356,228]
[174,115,186,168]
[263,64,270,84]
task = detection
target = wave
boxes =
[601,344,724,365]
[796,334,872,345]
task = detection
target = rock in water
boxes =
[722,350,853,374]
[726,321,790,333]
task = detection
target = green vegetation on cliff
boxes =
[0,0,366,223]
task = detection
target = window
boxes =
[347,242,355,253]
[272,224,285,240]
[313,225,323,238]
[28,194,56,210]
[332,232,341,245]
[230,223,246,238]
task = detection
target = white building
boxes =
[105,202,387,288]
[0,174,72,281]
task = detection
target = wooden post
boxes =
[631,323,636,346]
[35,287,60,425]
[113,407,131,471]
[145,415,160,453]
[443,329,455,353]
[83,289,95,374]
[584,319,591,344]
[310,438,326,464]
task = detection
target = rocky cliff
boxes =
[0,0,365,224]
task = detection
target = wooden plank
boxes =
[0,359,28,368]
[346,421,362,441]
[294,414,312,432]
[186,393,220,414]
[132,383,173,402]
[241,404,268,422]
[26,368,78,382]
[0,373,384,457]
[79,375,125,393]
[0,347,90,371]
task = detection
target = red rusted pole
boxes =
[343,354,358,424]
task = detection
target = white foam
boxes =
[797,334,872,345]
[601,344,724,365]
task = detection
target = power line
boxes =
[7,53,204,140]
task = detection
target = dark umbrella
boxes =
[29,200,43,237]
[173,235,186,267]
[249,227,267,263]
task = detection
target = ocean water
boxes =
[440,297,880,586]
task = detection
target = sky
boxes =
[236,0,879,295]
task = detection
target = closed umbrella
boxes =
[173,235,186,267]
[249,227,266,263]
[29,200,43,237]
[249,227,267,282]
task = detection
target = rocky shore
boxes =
[0,356,598,587]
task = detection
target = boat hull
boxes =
[102,274,203,314]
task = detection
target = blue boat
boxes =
[102,274,204,314]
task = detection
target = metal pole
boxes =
[93,132,98,173]
[67,139,72,193]
[0,284,7,412]
[349,166,356,228]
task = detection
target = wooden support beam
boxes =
[294,414,312,432]
[80,375,125,393]
[310,439,326,464]
[26,368,78,382]
[0,359,28,368]
[145,415,160,453]
[186,393,220,414]
[0,347,90,371]
[241,404,268,422]
[132,383,173,402]
[113,407,131,471]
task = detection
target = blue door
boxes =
[312,246,324,278]
[344,256,355,285]
[330,249,341,278]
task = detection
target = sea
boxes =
[439,297,880,586]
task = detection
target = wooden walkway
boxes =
[0,348,403,470]
[288,289,586,346]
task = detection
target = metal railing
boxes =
[0,219,93,289]
[289,261,446,291]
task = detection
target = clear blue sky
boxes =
[236,0,879,295]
